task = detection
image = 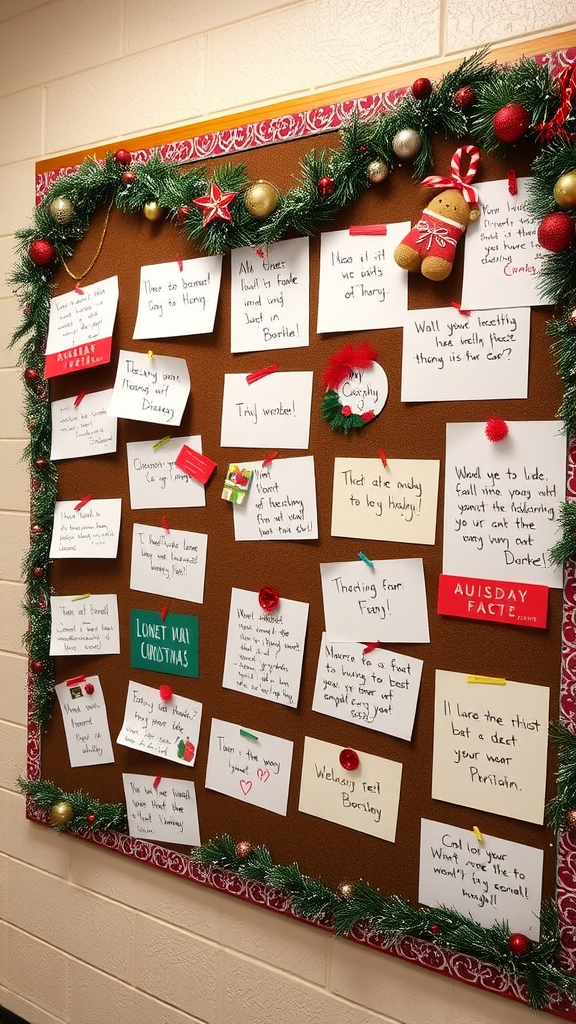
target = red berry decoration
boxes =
[24,368,39,383]
[122,170,136,184]
[29,239,55,266]
[159,684,173,702]
[341,405,352,417]
[84,682,95,695]
[32,566,44,578]
[508,933,532,956]
[258,586,280,612]
[493,103,529,143]
[34,458,48,469]
[87,813,96,824]
[177,204,192,222]
[537,212,574,253]
[412,77,432,100]
[31,660,43,672]
[485,417,509,442]
[339,748,360,771]
[114,148,131,165]
[31,524,42,535]
[431,924,441,936]
[454,86,475,110]
[317,176,336,198]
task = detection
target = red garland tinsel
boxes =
[322,343,378,391]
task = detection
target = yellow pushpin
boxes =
[473,825,484,844]
[147,349,154,360]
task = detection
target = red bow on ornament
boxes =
[421,145,480,205]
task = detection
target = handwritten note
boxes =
[317,225,409,333]
[50,595,120,656]
[231,238,309,353]
[461,178,547,310]
[45,276,118,378]
[220,371,313,449]
[130,609,198,678]
[331,457,440,545]
[401,307,531,402]
[123,773,200,846]
[419,819,544,940]
[298,736,402,842]
[443,421,566,589]
[50,389,117,461]
[233,457,318,541]
[55,675,114,767]
[312,635,422,740]
[130,524,207,604]
[126,436,206,509]
[117,679,202,766]
[132,255,223,338]
[205,718,293,815]
[49,499,121,559]
[108,350,190,426]
[320,558,430,643]
[432,670,549,824]
[222,588,309,707]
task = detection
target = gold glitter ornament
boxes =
[235,840,253,858]
[49,196,74,224]
[49,800,74,827]
[554,171,576,210]
[143,200,163,221]
[244,180,278,219]
[336,881,355,900]
[366,160,389,184]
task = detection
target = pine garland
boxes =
[18,776,128,834]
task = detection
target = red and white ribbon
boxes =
[415,218,458,251]
[421,145,480,205]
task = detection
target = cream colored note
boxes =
[331,457,440,544]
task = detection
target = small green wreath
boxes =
[320,342,386,433]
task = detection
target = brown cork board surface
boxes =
[43,132,562,905]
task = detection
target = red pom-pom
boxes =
[341,405,352,416]
[454,86,475,110]
[29,239,56,266]
[339,748,360,771]
[122,170,136,184]
[258,586,280,612]
[508,932,532,956]
[537,212,574,253]
[114,148,131,165]
[493,103,529,143]
[485,417,509,442]
[412,77,432,100]
[84,682,95,695]
[360,410,375,422]
[159,684,173,702]
[322,343,378,391]
[317,176,336,198]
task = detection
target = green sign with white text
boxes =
[130,609,199,678]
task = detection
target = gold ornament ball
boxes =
[392,128,422,161]
[49,196,74,225]
[336,881,355,900]
[366,160,389,184]
[235,840,253,858]
[49,800,74,827]
[554,171,576,210]
[244,180,278,219]
[143,200,163,221]
[567,809,576,828]
[568,309,576,329]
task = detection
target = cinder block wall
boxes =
[0,3,573,1022]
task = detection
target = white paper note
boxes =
[231,238,309,353]
[443,421,566,588]
[232,457,318,541]
[461,178,547,310]
[331,457,440,545]
[117,679,201,766]
[432,670,549,824]
[132,255,223,339]
[317,225,410,333]
[123,773,200,846]
[419,818,544,940]
[298,736,402,842]
[45,276,119,378]
[220,371,313,449]
[49,499,122,559]
[401,307,531,402]
[222,588,309,707]
[55,675,114,767]
[130,524,207,603]
[126,436,206,509]
[108,350,190,426]
[50,389,117,460]
[320,558,430,642]
[312,635,422,740]
[205,718,293,815]
[50,594,120,656]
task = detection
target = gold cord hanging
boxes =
[61,197,114,283]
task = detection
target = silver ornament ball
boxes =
[392,128,422,161]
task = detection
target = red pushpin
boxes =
[485,417,509,442]
[258,586,279,612]
[339,748,360,771]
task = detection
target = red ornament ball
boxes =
[537,212,574,253]
[493,103,529,143]
[485,417,509,442]
[412,77,432,100]
[31,524,42,535]
[122,170,136,184]
[29,239,56,266]
[114,148,131,165]
[159,684,173,702]
[339,748,360,771]
[84,682,95,695]
[34,457,48,469]
[31,660,43,672]
[32,566,44,578]
[454,86,475,110]
[177,204,192,222]
[317,176,336,198]
[258,586,280,612]
[235,840,253,858]
[508,932,532,956]
[431,924,441,936]
[24,368,39,382]
[87,813,96,824]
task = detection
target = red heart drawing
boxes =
[240,779,252,796]
[257,768,270,782]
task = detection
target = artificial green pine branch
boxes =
[18,776,128,834]
[550,501,576,566]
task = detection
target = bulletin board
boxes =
[17,43,576,1017]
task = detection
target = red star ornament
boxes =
[193,181,237,227]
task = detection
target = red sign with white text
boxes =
[437,574,549,629]
[45,337,112,378]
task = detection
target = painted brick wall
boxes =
[0,3,573,1022]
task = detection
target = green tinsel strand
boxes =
[549,501,576,566]
[18,777,128,834]
[191,833,242,871]
[333,879,388,934]
[265,862,336,922]
[546,721,576,832]
[237,843,274,882]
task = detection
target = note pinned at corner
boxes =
[50,389,117,461]
[231,237,309,353]
[132,255,223,338]
[108,350,190,426]
[55,675,115,767]
[331,457,440,545]
[126,436,206,509]
[123,773,200,846]
[220,371,313,449]
[205,718,293,815]
[49,499,122,559]
[232,457,318,541]
[320,558,430,643]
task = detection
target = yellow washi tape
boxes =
[467,674,506,685]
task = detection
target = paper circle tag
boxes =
[335,362,388,418]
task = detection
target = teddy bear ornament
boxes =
[394,145,481,282]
